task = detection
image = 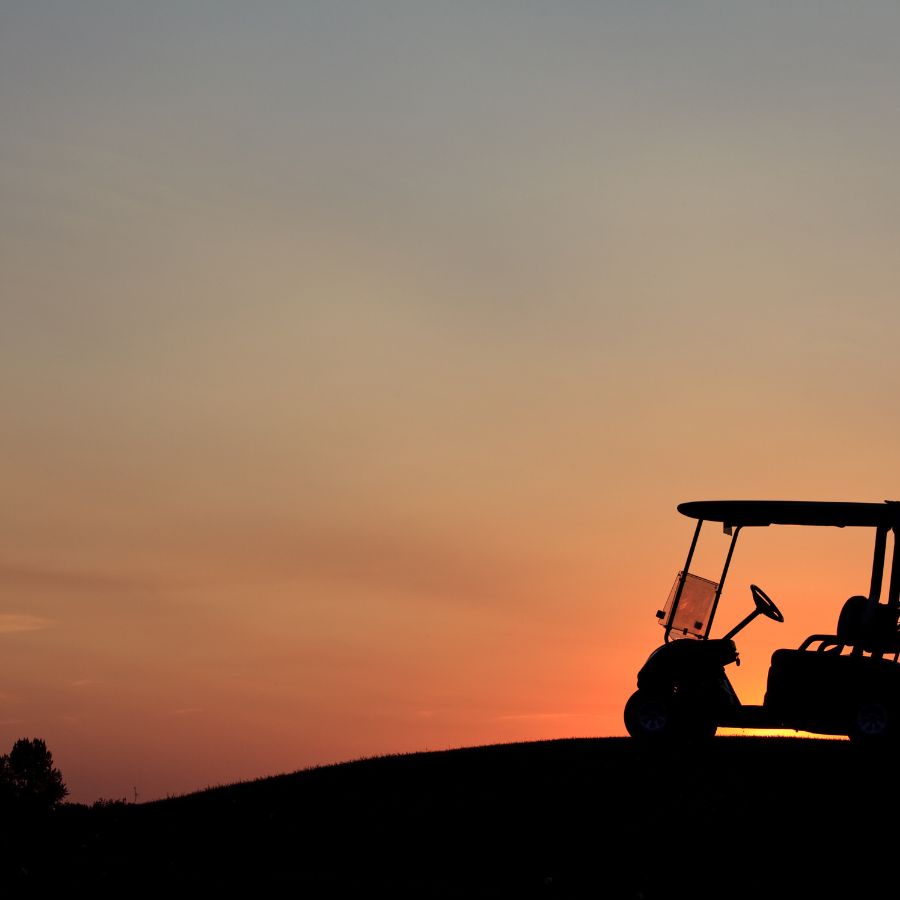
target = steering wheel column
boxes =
[722,584,785,641]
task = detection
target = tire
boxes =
[624,690,717,742]
[848,699,896,744]
[624,691,673,739]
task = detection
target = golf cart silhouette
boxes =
[625,500,900,743]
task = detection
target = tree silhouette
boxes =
[0,737,68,812]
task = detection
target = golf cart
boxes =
[624,500,900,743]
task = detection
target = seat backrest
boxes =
[836,595,869,645]
[837,595,900,652]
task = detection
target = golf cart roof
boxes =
[677,500,900,529]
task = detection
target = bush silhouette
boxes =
[0,737,68,812]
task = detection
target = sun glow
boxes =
[717,729,848,741]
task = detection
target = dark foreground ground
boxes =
[3,735,893,897]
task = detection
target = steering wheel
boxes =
[750,584,785,623]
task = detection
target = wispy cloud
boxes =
[218,526,554,607]
[496,712,582,721]
[0,562,153,591]
[0,614,54,634]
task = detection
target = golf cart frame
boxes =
[624,500,900,743]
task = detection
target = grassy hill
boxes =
[5,735,893,897]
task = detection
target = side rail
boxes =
[797,634,900,663]
[798,634,847,653]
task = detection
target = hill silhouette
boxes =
[7,735,896,897]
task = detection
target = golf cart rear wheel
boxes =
[849,700,897,744]
[624,690,716,742]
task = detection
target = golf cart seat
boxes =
[793,595,900,657]
[765,596,900,723]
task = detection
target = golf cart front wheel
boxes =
[624,691,672,739]
[624,690,716,741]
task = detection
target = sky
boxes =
[2,1,900,803]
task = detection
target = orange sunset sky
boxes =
[3,3,900,803]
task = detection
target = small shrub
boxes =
[92,797,129,810]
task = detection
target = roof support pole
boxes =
[887,528,900,610]
[869,525,888,605]
[708,526,742,639]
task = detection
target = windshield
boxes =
[659,572,718,640]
